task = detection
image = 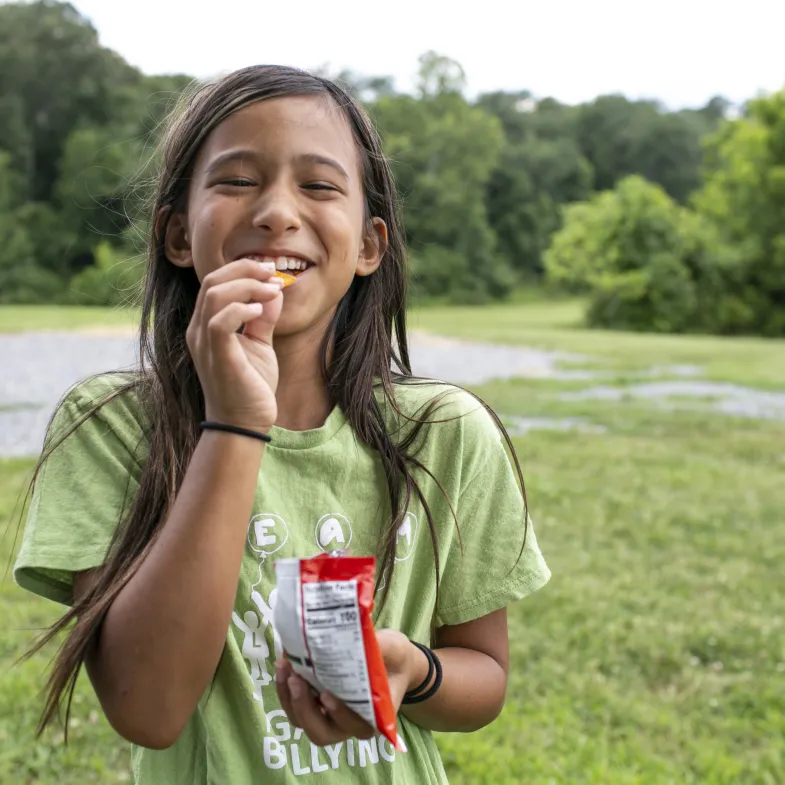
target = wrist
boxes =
[203,413,274,435]
[406,639,432,694]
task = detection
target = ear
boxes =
[355,217,388,277]
[157,206,193,268]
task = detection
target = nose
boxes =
[251,181,301,234]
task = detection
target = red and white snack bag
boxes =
[273,553,402,750]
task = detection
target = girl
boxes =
[14,65,550,784]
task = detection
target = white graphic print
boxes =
[376,511,419,593]
[248,513,289,557]
[315,512,353,552]
[232,608,272,697]
[394,512,418,562]
[231,584,283,702]
[232,511,407,776]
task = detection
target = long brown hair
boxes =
[22,65,528,736]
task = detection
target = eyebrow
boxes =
[297,153,350,182]
[204,149,257,174]
[204,149,350,181]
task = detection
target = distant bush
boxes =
[691,88,785,336]
[0,210,63,305]
[544,176,754,334]
[410,244,514,305]
[68,241,145,306]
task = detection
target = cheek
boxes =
[192,199,229,241]
[189,200,236,276]
[318,204,363,259]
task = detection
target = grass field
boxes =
[0,305,138,334]
[1,304,784,784]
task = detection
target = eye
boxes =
[302,182,340,192]
[221,178,255,187]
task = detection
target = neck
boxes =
[273,319,333,432]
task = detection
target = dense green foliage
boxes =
[544,177,745,333]
[1,1,735,310]
[545,88,785,336]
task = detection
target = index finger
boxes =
[192,258,278,326]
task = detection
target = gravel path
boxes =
[5,330,782,458]
[0,330,581,457]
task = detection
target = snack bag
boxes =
[273,554,401,749]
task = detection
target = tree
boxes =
[55,124,144,271]
[485,137,593,276]
[0,2,192,294]
[479,92,593,276]
[416,51,467,98]
[0,0,140,202]
[545,176,744,333]
[317,67,397,103]
[693,88,785,335]
[0,152,62,303]
[574,95,721,202]
[374,86,510,302]
[68,239,145,306]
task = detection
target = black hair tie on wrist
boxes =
[199,421,272,444]
[402,641,443,705]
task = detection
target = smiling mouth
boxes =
[242,254,314,287]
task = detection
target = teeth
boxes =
[242,254,309,271]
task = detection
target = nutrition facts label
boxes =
[301,579,375,726]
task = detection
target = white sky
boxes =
[71,0,784,109]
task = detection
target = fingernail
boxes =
[288,676,302,699]
[321,692,338,711]
[269,275,284,287]
[260,261,276,271]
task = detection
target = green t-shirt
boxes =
[15,373,550,785]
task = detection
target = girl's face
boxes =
[166,95,387,337]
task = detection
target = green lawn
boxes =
[0,305,137,334]
[1,303,784,784]
[410,301,785,389]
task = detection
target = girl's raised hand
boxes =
[187,259,284,433]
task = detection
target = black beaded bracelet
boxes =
[401,641,443,705]
[199,421,272,444]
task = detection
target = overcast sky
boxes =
[71,0,784,109]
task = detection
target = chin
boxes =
[275,302,337,341]
[274,313,320,339]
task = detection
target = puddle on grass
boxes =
[561,381,785,422]
[408,332,702,383]
[503,416,608,436]
[407,331,590,382]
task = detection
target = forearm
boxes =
[90,431,263,747]
[399,645,508,733]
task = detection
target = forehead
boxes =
[195,95,360,175]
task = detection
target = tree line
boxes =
[1,1,782,334]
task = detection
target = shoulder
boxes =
[48,372,148,455]
[390,378,502,435]
[385,378,507,480]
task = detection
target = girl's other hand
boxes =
[187,258,284,432]
[274,629,425,747]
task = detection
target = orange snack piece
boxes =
[272,271,297,288]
